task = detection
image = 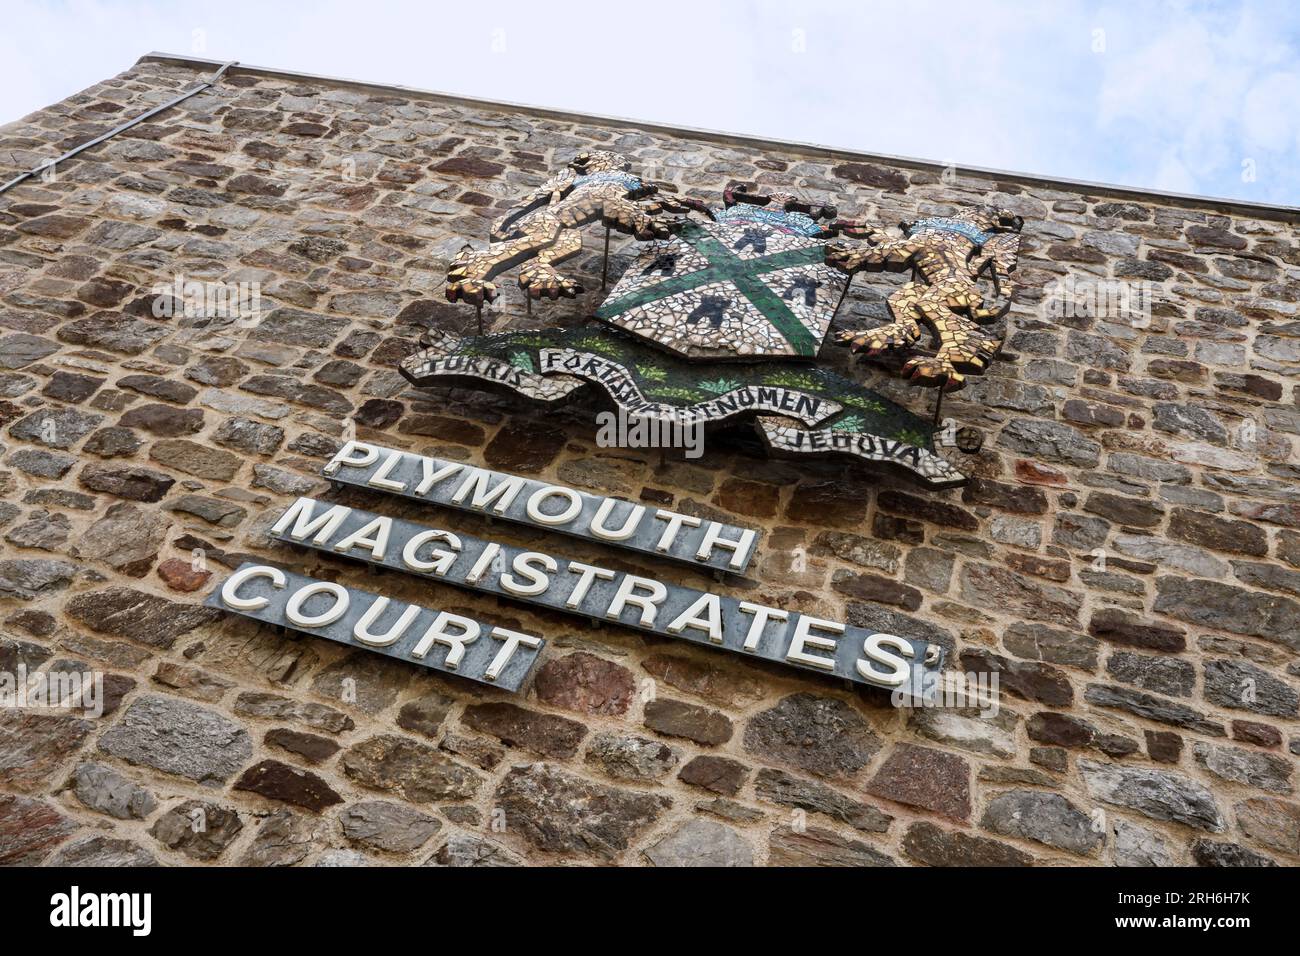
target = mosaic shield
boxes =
[595,218,848,360]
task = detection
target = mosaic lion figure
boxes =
[444,150,695,305]
[827,206,1023,390]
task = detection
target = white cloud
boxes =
[0,0,1295,204]
[1241,72,1300,152]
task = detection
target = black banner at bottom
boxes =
[0,865,1283,944]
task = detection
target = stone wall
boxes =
[0,56,1297,868]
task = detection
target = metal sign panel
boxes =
[323,441,759,573]
[204,563,543,692]
[268,497,944,698]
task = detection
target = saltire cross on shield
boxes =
[595,221,848,360]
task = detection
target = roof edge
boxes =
[135,52,1299,223]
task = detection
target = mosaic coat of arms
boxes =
[402,151,1023,489]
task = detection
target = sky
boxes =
[1,0,1297,205]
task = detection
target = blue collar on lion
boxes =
[905,216,992,247]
